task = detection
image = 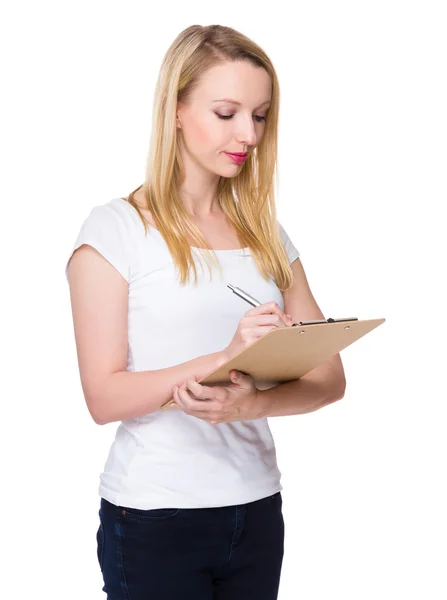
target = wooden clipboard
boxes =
[160,317,385,410]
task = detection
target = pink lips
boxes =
[224,152,248,164]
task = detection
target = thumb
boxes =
[231,370,242,383]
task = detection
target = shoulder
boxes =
[82,197,143,237]
[65,198,140,283]
[277,220,300,264]
[122,194,157,228]
[99,197,137,226]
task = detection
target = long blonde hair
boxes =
[125,24,294,291]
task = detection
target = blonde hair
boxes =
[125,24,294,291]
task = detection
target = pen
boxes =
[227,283,298,326]
[227,283,261,307]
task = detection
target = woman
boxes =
[65,24,345,600]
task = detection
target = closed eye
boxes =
[215,113,266,123]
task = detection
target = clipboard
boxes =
[159,316,385,410]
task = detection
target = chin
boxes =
[205,163,240,178]
[216,168,240,179]
[218,160,245,174]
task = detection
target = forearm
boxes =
[259,376,343,418]
[92,350,227,425]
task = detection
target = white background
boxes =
[1,1,446,598]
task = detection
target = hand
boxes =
[222,301,294,363]
[172,370,269,424]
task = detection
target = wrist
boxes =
[217,348,230,366]
[256,388,274,419]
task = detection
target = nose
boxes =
[235,114,258,147]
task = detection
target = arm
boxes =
[67,244,227,425]
[260,257,346,418]
[259,354,345,417]
[97,352,227,424]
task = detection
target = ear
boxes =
[176,101,182,129]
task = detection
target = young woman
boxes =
[66,24,345,600]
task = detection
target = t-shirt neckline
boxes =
[114,197,250,254]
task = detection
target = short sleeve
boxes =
[278,221,300,264]
[65,202,133,283]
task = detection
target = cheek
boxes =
[185,114,225,150]
[197,123,213,146]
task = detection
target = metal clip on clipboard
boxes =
[292,317,359,326]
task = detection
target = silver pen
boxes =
[227,283,261,307]
[227,283,298,326]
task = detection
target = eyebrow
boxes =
[212,98,271,108]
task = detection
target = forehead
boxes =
[195,61,272,104]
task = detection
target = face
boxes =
[176,60,271,176]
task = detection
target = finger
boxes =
[247,301,284,319]
[176,386,224,425]
[248,302,292,327]
[255,314,289,327]
[173,385,185,410]
[230,370,242,384]
[186,379,206,398]
[186,379,221,400]
[231,370,257,390]
[178,387,214,413]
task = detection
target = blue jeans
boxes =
[97,491,285,599]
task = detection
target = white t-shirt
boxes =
[65,197,300,509]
